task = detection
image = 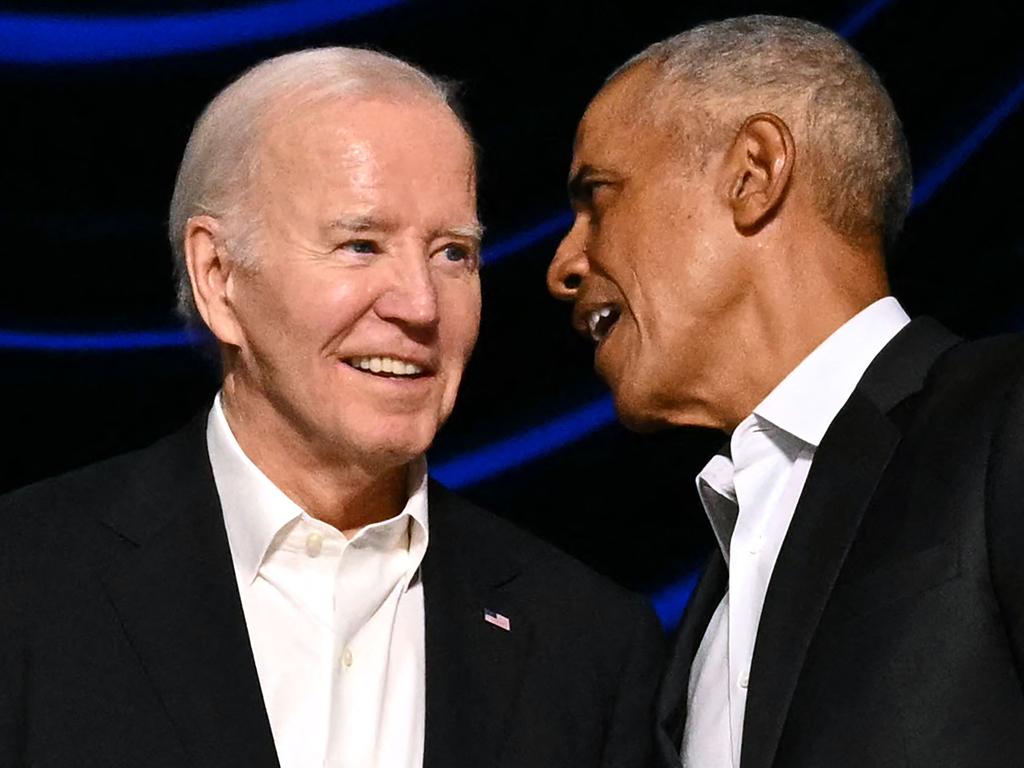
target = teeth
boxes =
[348,356,424,376]
[586,306,618,342]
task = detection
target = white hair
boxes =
[169,47,466,324]
[613,15,912,251]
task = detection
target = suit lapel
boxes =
[96,417,279,768]
[739,392,899,768]
[740,317,961,768]
[656,553,727,767]
[422,483,531,768]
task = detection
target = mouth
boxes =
[585,304,621,344]
[342,355,432,379]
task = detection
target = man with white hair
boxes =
[0,48,663,768]
[548,14,1024,768]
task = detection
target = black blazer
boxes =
[657,317,1024,768]
[0,414,664,768]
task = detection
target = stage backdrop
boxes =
[1,0,1022,627]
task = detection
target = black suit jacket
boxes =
[0,414,664,768]
[657,317,1024,768]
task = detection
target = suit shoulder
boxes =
[932,333,1024,383]
[905,332,1024,419]
[3,435,150,506]
[0,419,201,537]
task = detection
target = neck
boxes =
[711,236,889,431]
[219,382,410,536]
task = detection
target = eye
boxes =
[435,242,479,270]
[340,239,380,255]
[442,243,468,262]
[585,180,613,206]
[570,178,612,217]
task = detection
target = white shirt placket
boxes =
[325,522,413,768]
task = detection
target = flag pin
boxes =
[484,609,511,631]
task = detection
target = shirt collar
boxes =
[206,393,430,586]
[696,451,739,563]
[752,297,910,448]
[394,455,429,592]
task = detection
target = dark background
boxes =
[2,0,1022,626]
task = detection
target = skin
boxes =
[185,93,482,534]
[547,63,890,434]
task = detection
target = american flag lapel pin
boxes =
[483,609,511,631]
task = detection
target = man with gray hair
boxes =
[548,14,1024,768]
[0,47,663,768]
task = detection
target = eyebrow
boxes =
[443,223,486,242]
[325,215,484,242]
[325,215,398,233]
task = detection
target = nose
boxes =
[376,251,440,330]
[546,218,589,301]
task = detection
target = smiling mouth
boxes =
[586,305,621,343]
[343,355,429,378]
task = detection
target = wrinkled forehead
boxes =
[580,65,738,184]
[258,91,475,181]
[572,63,690,173]
[244,92,479,241]
[575,66,652,151]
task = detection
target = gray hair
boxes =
[614,15,912,252]
[169,47,466,324]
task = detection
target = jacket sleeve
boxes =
[985,368,1024,684]
[599,596,667,768]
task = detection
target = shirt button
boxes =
[739,671,750,689]
[305,531,324,558]
[341,648,354,669]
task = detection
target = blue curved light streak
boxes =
[432,396,616,489]
[837,0,897,38]
[481,211,573,265]
[0,0,406,65]
[0,328,199,352]
[0,0,889,66]
[650,569,700,630]
[912,75,1024,209]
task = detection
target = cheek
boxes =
[439,281,482,358]
[624,261,699,367]
[279,269,380,339]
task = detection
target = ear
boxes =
[723,112,795,231]
[183,215,245,348]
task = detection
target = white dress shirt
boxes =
[682,297,911,768]
[206,396,428,768]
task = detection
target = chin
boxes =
[358,423,437,465]
[310,420,429,470]
[610,390,668,434]
[336,439,425,474]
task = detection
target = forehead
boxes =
[259,93,476,194]
[572,64,678,174]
